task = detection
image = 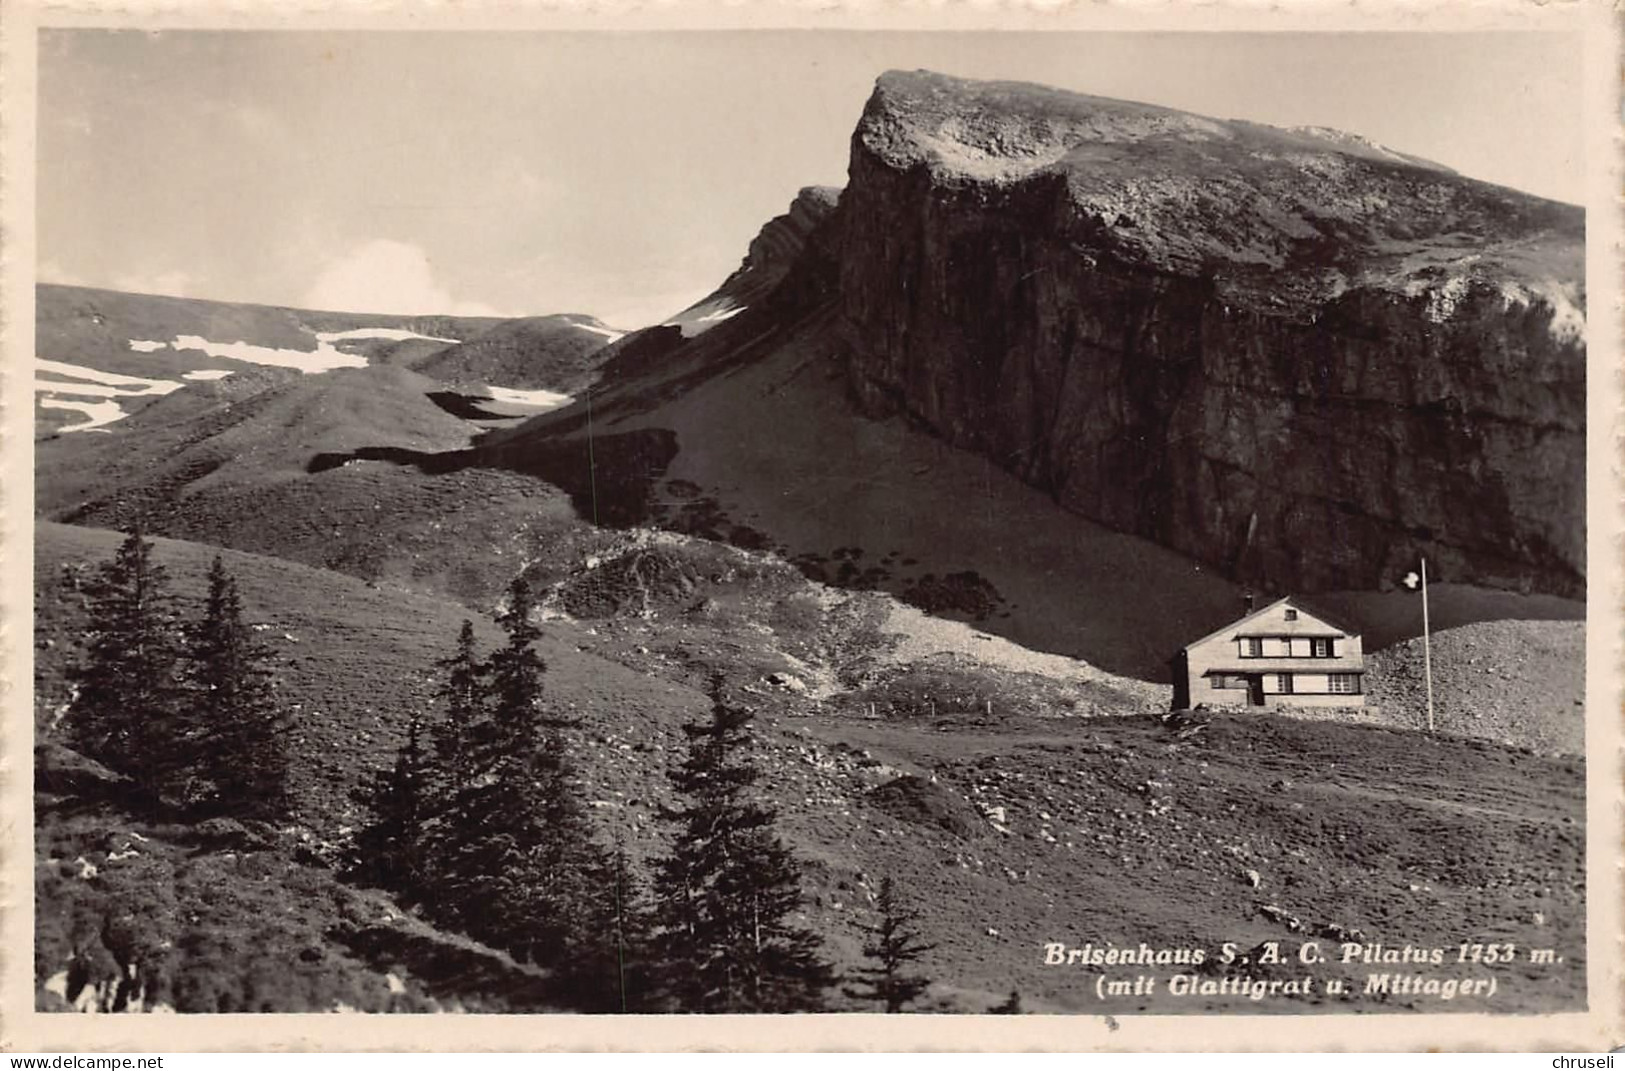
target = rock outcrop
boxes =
[667,185,841,334]
[830,70,1584,596]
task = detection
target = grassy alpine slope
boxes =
[34,364,591,606]
[35,523,1586,1013]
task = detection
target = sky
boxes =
[38,30,1584,328]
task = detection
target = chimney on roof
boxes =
[1243,590,1255,613]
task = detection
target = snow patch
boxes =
[314,327,458,344]
[482,385,573,410]
[695,304,746,325]
[172,334,367,373]
[40,398,126,433]
[36,359,184,394]
[572,322,625,341]
[34,359,185,431]
[183,369,235,381]
[123,326,457,375]
[35,379,155,399]
[667,301,747,338]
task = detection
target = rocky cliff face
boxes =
[667,185,841,333]
[830,70,1585,596]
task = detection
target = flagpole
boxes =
[1422,557,1434,734]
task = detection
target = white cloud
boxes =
[302,239,500,317]
[38,260,87,287]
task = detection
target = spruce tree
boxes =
[429,620,487,805]
[486,577,549,752]
[69,527,187,812]
[653,676,833,1013]
[845,875,936,1012]
[366,580,632,1009]
[435,577,613,977]
[416,619,489,906]
[348,709,432,894]
[599,842,653,1012]
[561,838,654,1013]
[434,578,551,941]
[184,556,290,819]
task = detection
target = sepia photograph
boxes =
[4,4,1619,1052]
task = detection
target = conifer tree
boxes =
[653,675,833,1013]
[416,619,489,904]
[347,709,432,894]
[486,578,550,748]
[563,839,654,1012]
[69,527,187,812]
[425,620,487,828]
[434,577,613,973]
[185,556,290,819]
[429,620,487,805]
[602,842,653,1011]
[845,875,936,1012]
[433,579,549,940]
[362,580,631,1009]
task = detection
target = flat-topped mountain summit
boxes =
[854,70,1580,320]
[835,70,1584,598]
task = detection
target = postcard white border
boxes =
[2,0,1619,1052]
